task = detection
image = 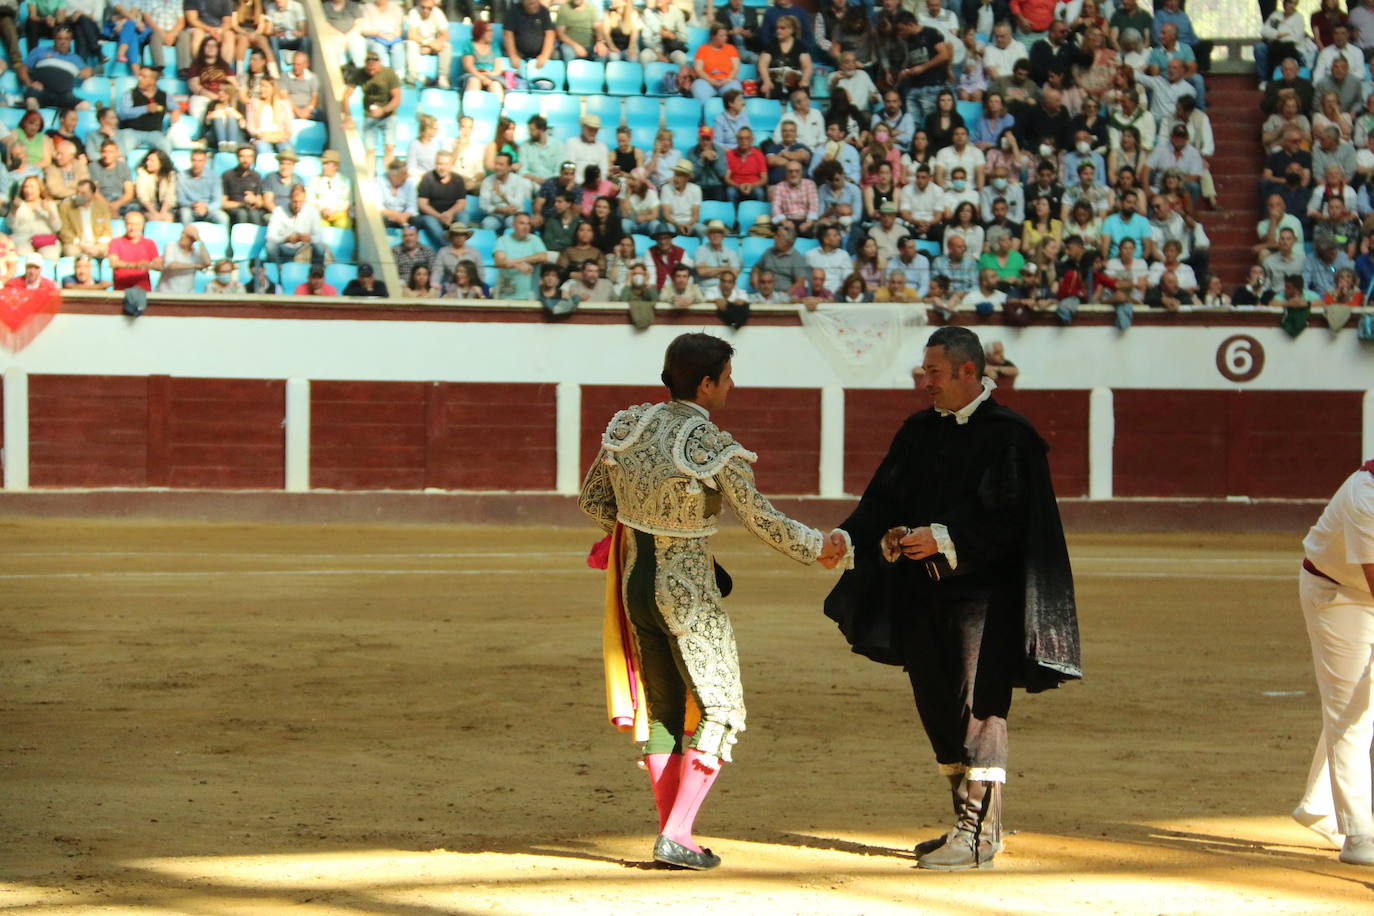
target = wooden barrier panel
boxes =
[429,383,558,490]
[158,378,285,489]
[1114,390,1362,498]
[29,374,150,488]
[580,386,821,496]
[312,381,429,491]
[844,388,1090,498]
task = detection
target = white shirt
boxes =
[778,108,825,149]
[479,172,532,213]
[1146,260,1197,291]
[830,70,878,110]
[934,376,995,425]
[933,145,983,180]
[564,136,610,183]
[307,172,352,213]
[805,245,854,290]
[694,241,741,293]
[405,6,449,44]
[659,181,702,224]
[900,181,945,221]
[1314,42,1366,86]
[982,40,1028,79]
[266,202,323,244]
[1304,465,1374,595]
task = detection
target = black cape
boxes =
[823,397,1081,693]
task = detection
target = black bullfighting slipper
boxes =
[913,832,948,857]
[653,834,721,870]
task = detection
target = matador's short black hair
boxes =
[662,334,734,400]
[926,327,986,377]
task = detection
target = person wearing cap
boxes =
[503,0,556,74]
[479,152,533,234]
[868,202,910,261]
[116,64,174,156]
[261,147,305,212]
[431,222,483,292]
[341,49,402,172]
[417,151,469,249]
[692,23,742,104]
[564,114,611,185]
[266,184,325,267]
[687,129,729,203]
[293,263,338,296]
[6,254,57,291]
[1145,124,1205,203]
[341,263,389,297]
[520,116,566,187]
[770,159,819,237]
[391,225,435,286]
[619,169,661,238]
[378,159,418,229]
[659,161,705,239]
[534,161,579,229]
[305,151,354,229]
[639,0,688,66]
[694,221,742,297]
[157,223,212,294]
[648,227,692,290]
[493,212,550,299]
[404,0,451,89]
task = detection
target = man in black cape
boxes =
[823,327,1081,871]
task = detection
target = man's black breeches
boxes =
[903,593,1015,771]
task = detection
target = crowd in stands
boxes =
[1251,0,1374,327]
[0,0,1332,329]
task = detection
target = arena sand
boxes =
[1,518,1367,915]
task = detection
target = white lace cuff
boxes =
[930,522,957,570]
[830,528,855,571]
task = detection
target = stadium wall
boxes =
[1,303,1372,503]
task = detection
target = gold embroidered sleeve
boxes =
[578,448,617,534]
[716,455,824,565]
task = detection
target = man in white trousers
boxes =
[1294,458,1374,865]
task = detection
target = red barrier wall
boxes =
[312,381,557,491]
[1113,390,1362,498]
[29,374,151,488]
[580,386,823,495]
[844,388,1090,498]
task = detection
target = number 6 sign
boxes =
[1216,335,1265,383]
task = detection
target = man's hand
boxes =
[900,526,939,560]
[817,529,848,569]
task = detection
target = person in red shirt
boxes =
[5,254,57,290]
[293,264,339,296]
[108,211,162,291]
[1012,0,1061,37]
[724,126,767,203]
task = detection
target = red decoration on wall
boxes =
[0,286,60,353]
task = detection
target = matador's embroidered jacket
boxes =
[578,399,826,760]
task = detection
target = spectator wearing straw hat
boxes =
[261,147,304,212]
[694,220,742,296]
[565,113,611,184]
[307,150,354,229]
[431,222,484,292]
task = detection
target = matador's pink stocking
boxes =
[661,748,722,852]
[645,752,682,831]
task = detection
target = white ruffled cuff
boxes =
[831,528,854,571]
[930,522,957,571]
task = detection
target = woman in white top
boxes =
[406,114,441,180]
[135,150,178,222]
[943,201,985,257]
[9,176,61,260]
[246,80,293,154]
[1260,0,1314,77]
[605,235,657,289]
[644,129,683,188]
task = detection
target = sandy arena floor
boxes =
[1,517,1368,915]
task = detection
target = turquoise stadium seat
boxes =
[461,194,482,223]
[231,224,267,261]
[257,152,279,174]
[322,227,355,262]
[194,222,229,259]
[632,233,651,255]
[423,88,462,120]
[586,95,622,126]
[606,61,644,96]
[744,97,781,137]
[541,93,581,132]
[675,237,701,256]
[76,76,109,106]
[169,149,192,171]
[644,62,677,95]
[703,97,724,124]
[742,236,771,264]
[525,58,566,91]
[794,238,819,254]
[326,264,358,289]
[624,97,661,128]
[462,89,500,122]
[670,127,697,150]
[280,262,310,290]
[449,22,472,44]
[687,27,710,51]
[811,71,829,99]
[956,100,983,125]
[295,156,323,182]
[699,200,735,232]
[736,200,768,229]
[630,126,657,149]
[213,151,237,173]
[567,60,605,94]
[469,228,497,260]
[916,239,940,257]
[142,220,182,250]
[503,92,541,123]
[664,97,701,129]
[0,109,24,129]
[739,63,758,82]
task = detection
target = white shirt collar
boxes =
[676,399,710,419]
[934,377,996,425]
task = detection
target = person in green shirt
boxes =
[977,228,1026,282]
[556,0,608,61]
[494,212,551,299]
[341,51,402,169]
